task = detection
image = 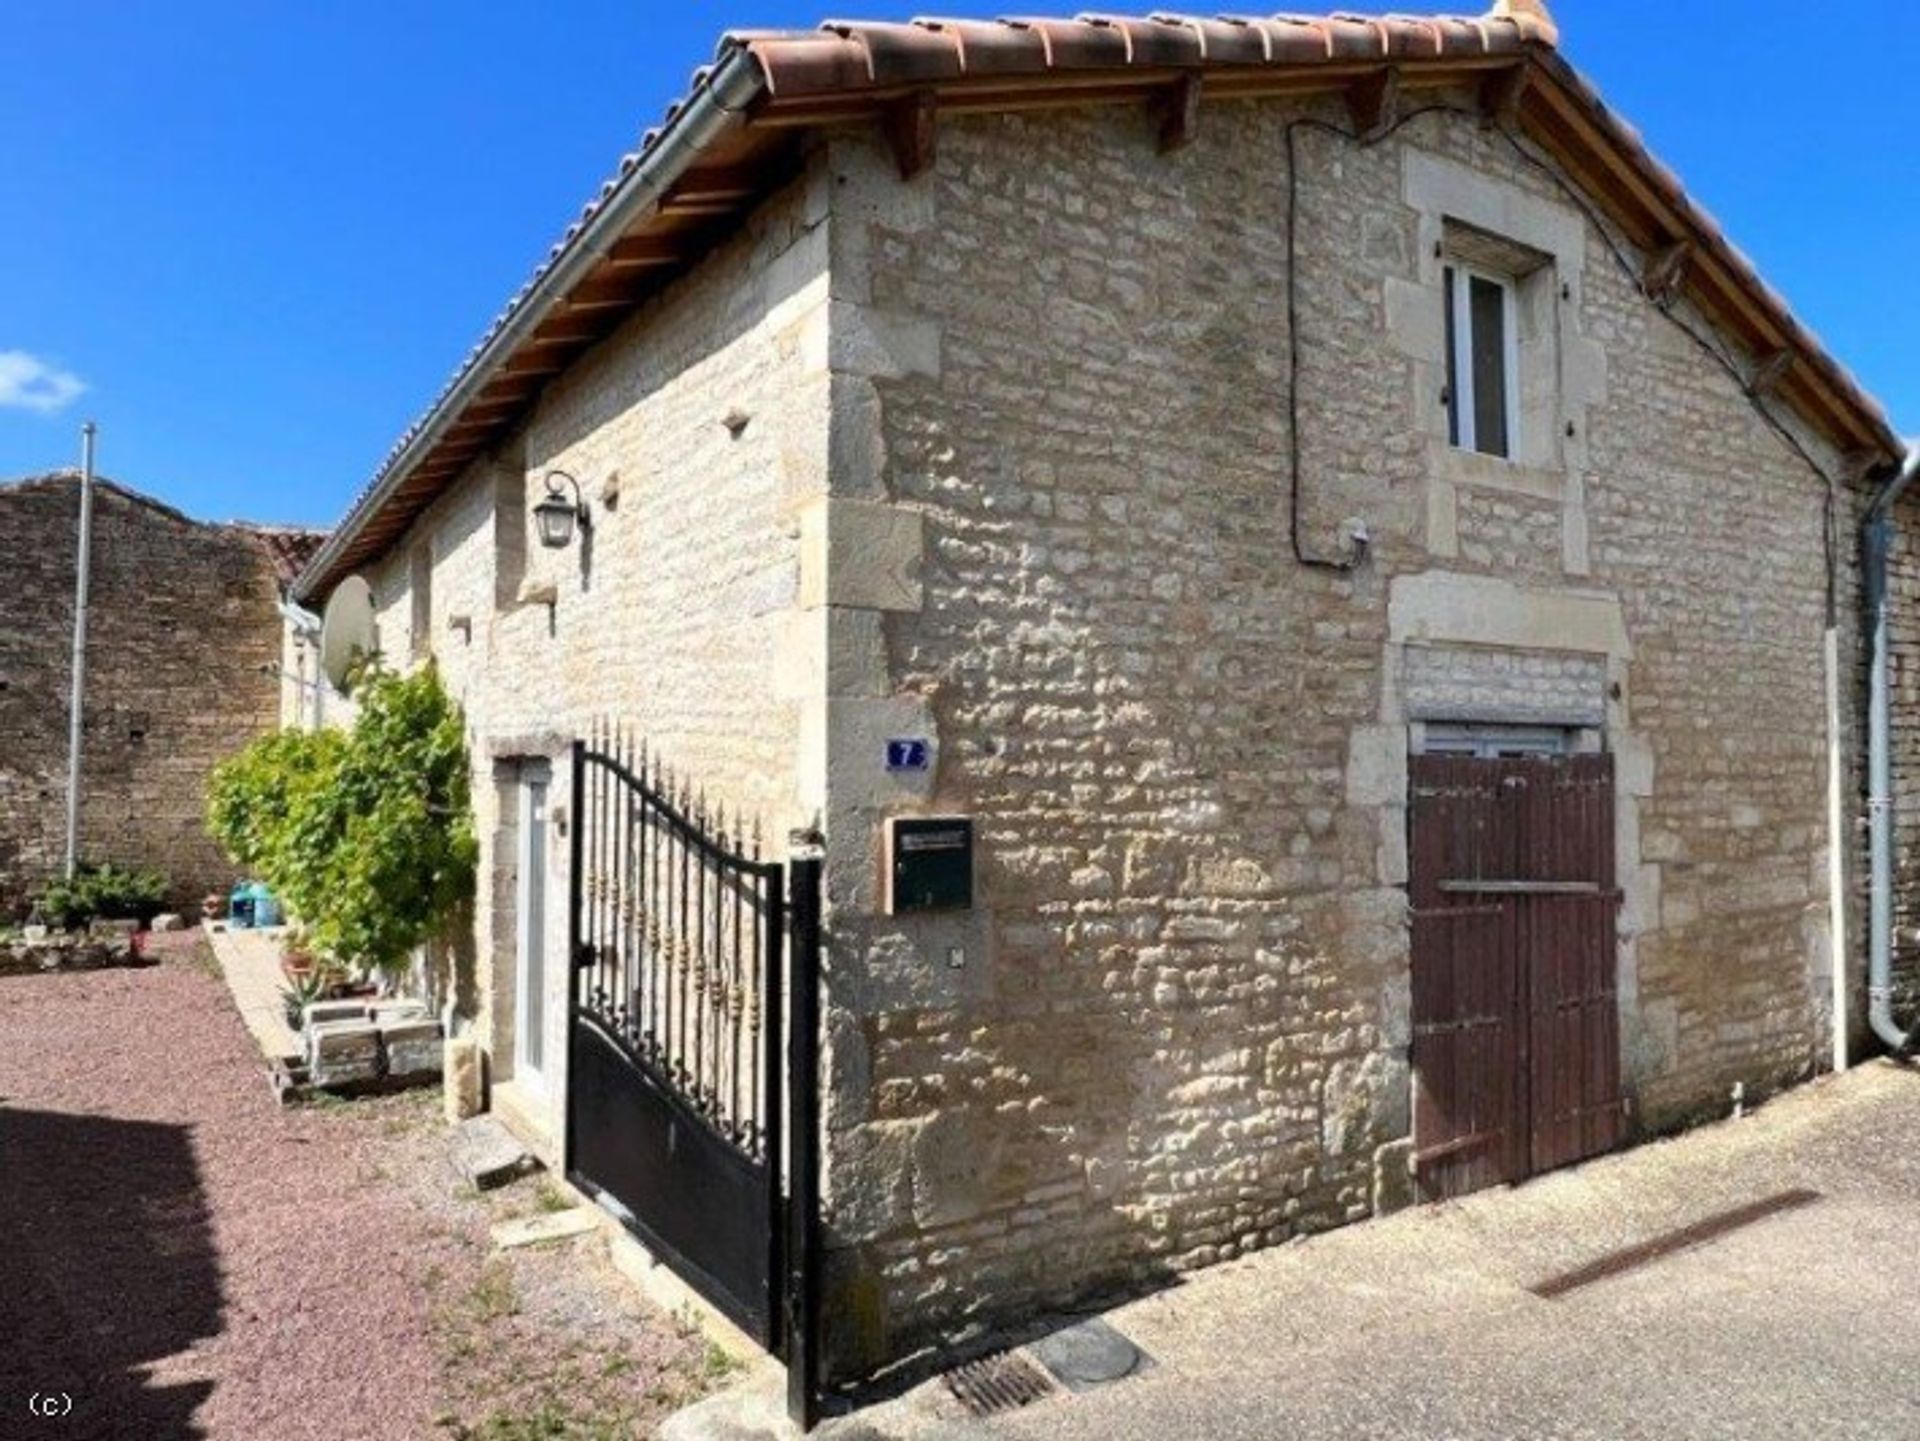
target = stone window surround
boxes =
[1387,147,1611,576]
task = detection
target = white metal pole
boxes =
[63,422,96,879]
[1825,626,1850,1072]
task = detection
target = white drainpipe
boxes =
[1826,623,1850,1070]
[1863,442,1920,1054]
[277,596,324,728]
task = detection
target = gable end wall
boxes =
[815,92,1866,1376]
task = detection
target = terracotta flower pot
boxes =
[280,952,317,984]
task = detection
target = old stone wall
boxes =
[1880,489,1920,1020]
[337,163,832,1141]
[0,476,284,912]
[815,91,1862,1375]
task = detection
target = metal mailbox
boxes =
[886,816,974,914]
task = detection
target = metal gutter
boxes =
[1863,441,1920,1054]
[293,44,767,603]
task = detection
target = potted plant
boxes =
[281,959,347,1032]
[280,925,319,984]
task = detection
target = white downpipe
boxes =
[1825,625,1850,1071]
[62,422,96,880]
[277,597,325,729]
[1865,442,1920,1054]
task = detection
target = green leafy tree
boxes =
[206,663,476,975]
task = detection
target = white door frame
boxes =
[515,760,552,1093]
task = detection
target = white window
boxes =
[1419,723,1570,760]
[1445,263,1520,460]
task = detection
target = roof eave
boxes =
[292,44,768,604]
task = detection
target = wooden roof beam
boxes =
[1157,72,1202,154]
[499,351,569,378]
[886,90,938,180]
[604,235,686,270]
[1844,448,1887,484]
[1480,63,1531,129]
[562,274,650,311]
[1642,240,1692,308]
[664,164,760,205]
[1346,66,1400,140]
[1747,348,1794,399]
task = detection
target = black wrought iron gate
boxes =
[563,728,819,1386]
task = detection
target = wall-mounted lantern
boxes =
[534,470,591,550]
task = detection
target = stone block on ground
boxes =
[151,913,186,933]
[307,1019,382,1086]
[369,999,429,1028]
[304,999,367,1030]
[0,935,134,976]
[381,1019,444,1079]
[490,1207,601,1250]
[451,1115,537,1190]
[444,1036,484,1123]
[658,1369,790,1441]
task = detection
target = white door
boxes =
[515,765,551,1092]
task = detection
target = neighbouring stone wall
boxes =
[0,476,284,913]
[340,161,832,1142]
[815,91,1862,1375]
[1880,489,1920,1021]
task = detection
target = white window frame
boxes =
[1446,262,1522,461]
[1417,723,1571,760]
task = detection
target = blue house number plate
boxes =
[886,739,931,773]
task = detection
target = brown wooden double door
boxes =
[1408,753,1623,1201]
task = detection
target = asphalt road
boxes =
[835,1061,1920,1441]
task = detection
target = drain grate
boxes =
[943,1349,1059,1418]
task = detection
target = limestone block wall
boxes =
[1881,489,1920,1020]
[814,91,1861,1374]
[0,476,283,912]
[346,163,833,1142]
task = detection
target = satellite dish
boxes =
[319,575,377,692]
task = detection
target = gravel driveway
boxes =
[0,937,711,1440]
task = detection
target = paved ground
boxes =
[0,936,714,1440]
[202,923,301,1062]
[825,1061,1920,1441]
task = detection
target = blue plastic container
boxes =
[228,881,282,930]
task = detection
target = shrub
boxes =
[33,862,170,931]
[207,726,349,874]
[206,662,476,976]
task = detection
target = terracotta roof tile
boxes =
[297,3,1900,599]
[241,527,330,586]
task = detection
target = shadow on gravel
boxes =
[0,1105,221,1439]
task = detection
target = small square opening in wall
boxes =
[886,817,974,915]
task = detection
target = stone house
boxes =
[0,472,319,913]
[289,2,1917,1389]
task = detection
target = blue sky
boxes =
[2,1,1913,526]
